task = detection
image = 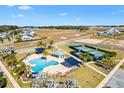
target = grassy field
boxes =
[89,63,109,74]
[58,45,74,53]
[35,28,96,42]
[60,65,105,88]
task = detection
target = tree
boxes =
[38,40,46,49]
[101,57,115,70]
[0,45,16,59]
[38,40,43,48]
[87,53,94,61]
[0,78,7,88]
[43,51,49,57]
[13,62,25,76]
[6,54,17,67]
[80,52,94,62]
[31,72,80,88]
[80,53,88,62]
[49,40,54,49]
[5,34,11,42]
[65,79,80,88]
[16,34,22,42]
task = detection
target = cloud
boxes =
[75,18,81,21]
[11,14,24,18]
[18,5,33,10]
[112,10,124,14]
[11,15,16,18]
[7,5,15,7]
[60,13,67,16]
[18,14,24,18]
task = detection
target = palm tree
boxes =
[6,54,17,68]
[43,51,49,57]
[5,34,11,42]
[80,52,94,62]
[38,40,43,48]
[38,40,47,49]
[0,37,4,43]
[49,40,54,49]
[16,34,22,42]
[13,62,26,77]
[88,54,94,61]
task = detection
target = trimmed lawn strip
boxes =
[4,74,14,88]
[58,45,74,53]
[90,63,109,74]
[66,65,104,88]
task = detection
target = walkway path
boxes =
[0,61,20,88]
[97,58,124,88]
[55,46,107,77]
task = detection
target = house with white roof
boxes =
[21,35,35,41]
[20,28,35,41]
[98,28,120,36]
[0,32,7,39]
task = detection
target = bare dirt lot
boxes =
[74,38,108,44]
[103,39,124,47]
[35,29,96,42]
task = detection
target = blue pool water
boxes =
[30,58,59,73]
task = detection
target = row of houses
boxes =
[0,27,37,41]
[98,28,120,36]
[20,28,35,41]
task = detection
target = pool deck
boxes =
[23,53,73,75]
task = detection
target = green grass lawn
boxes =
[90,63,109,74]
[58,45,74,53]
[58,65,105,88]
[68,65,104,88]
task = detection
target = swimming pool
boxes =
[30,58,59,73]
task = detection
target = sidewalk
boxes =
[0,61,20,88]
[97,58,124,88]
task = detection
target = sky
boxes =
[1,5,124,26]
